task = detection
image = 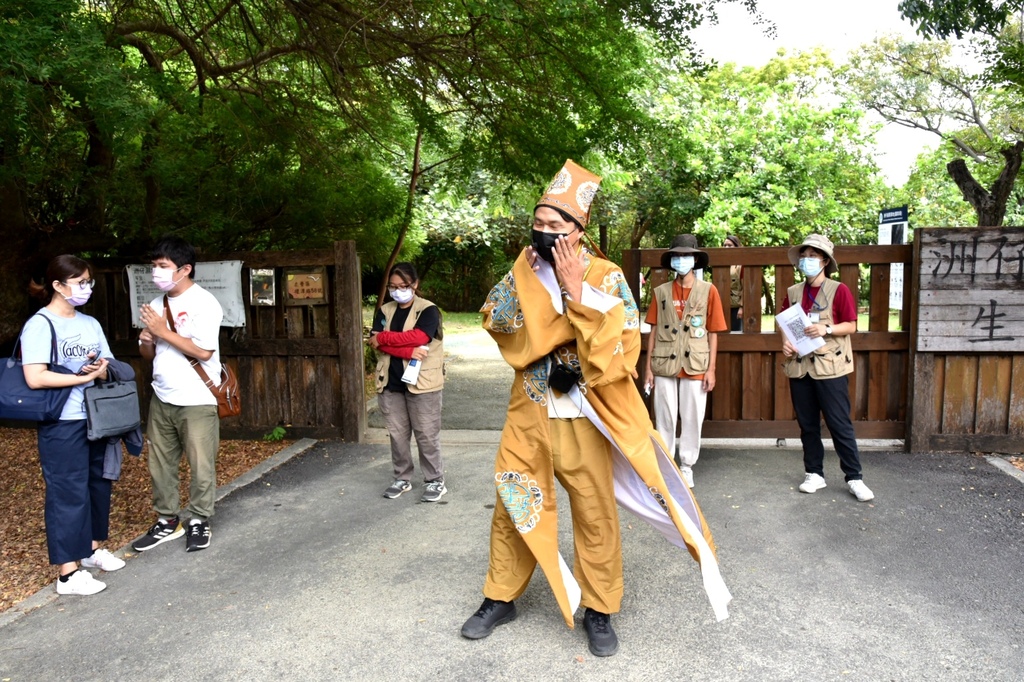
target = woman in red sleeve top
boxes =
[778,234,874,503]
[369,262,447,502]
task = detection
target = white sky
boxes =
[689,0,940,185]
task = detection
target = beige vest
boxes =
[782,279,853,380]
[375,296,444,394]
[650,278,713,377]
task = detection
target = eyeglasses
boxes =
[63,278,95,290]
[386,284,412,293]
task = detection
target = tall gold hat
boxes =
[535,159,602,229]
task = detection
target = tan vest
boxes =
[650,278,713,377]
[375,296,444,394]
[782,279,853,380]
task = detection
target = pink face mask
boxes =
[152,266,185,292]
[64,289,92,307]
[61,280,93,307]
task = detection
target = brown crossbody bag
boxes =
[163,295,241,418]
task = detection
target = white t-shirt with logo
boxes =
[20,309,112,421]
[148,283,223,407]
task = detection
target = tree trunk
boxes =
[947,140,1024,227]
[376,127,425,310]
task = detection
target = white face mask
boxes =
[152,265,185,292]
[799,257,823,278]
[670,256,695,276]
[390,288,414,304]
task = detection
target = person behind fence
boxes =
[779,233,874,503]
[369,262,447,503]
[461,160,730,658]
[133,236,224,553]
[723,234,743,331]
[22,254,125,596]
[642,234,726,489]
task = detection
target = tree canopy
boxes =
[1,0,753,337]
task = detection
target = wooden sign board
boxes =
[284,267,328,306]
[917,227,1024,352]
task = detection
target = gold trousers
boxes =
[483,416,623,614]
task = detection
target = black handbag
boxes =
[0,315,75,422]
[84,368,141,440]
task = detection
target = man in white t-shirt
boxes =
[132,236,224,554]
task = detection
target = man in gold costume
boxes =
[460,160,731,656]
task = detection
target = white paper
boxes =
[776,305,825,357]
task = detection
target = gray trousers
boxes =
[378,389,444,483]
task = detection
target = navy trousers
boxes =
[37,420,111,565]
[788,374,863,482]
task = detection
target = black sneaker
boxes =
[583,608,619,657]
[132,517,184,552]
[383,479,412,499]
[460,598,517,639]
[421,480,447,503]
[185,520,211,552]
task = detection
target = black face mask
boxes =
[532,229,571,263]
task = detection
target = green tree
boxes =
[609,50,884,254]
[843,34,1022,226]
[1,0,757,338]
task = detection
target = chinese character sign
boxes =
[917,228,1024,352]
[284,267,328,305]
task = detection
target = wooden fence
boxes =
[87,241,365,441]
[622,244,913,441]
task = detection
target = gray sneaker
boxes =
[421,480,447,502]
[383,479,412,499]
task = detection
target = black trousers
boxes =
[789,374,863,481]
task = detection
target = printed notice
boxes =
[776,305,825,357]
[128,261,246,328]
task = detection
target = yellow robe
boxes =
[480,249,731,627]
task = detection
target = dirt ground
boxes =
[0,427,291,613]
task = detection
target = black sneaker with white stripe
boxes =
[185,520,211,552]
[132,517,184,552]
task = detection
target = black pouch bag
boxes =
[548,362,582,394]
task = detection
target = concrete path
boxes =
[2,330,1024,681]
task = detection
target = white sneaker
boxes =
[679,466,694,488]
[56,570,106,596]
[798,473,827,493]
[80,548,126,572]
[848,479,875,502]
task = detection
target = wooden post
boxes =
[906,235,935,452]
[335,241,365,442]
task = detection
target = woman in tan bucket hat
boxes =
[778,233,874,503]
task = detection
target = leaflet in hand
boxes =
[401,347,429,384]
[776,305,826,357]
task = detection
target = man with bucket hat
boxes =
[779,233,874,503]
[643,234,727,488]
[463,161,731,657]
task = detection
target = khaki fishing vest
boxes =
[782,279,853,380]
[375,296,444,394]
[650,278,713,377]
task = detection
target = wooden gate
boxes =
[622,244,913,441]
[87,242,365,441]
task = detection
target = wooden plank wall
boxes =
[623,244,912,441]
[906,228,1024,453]
[86,242,364,441]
